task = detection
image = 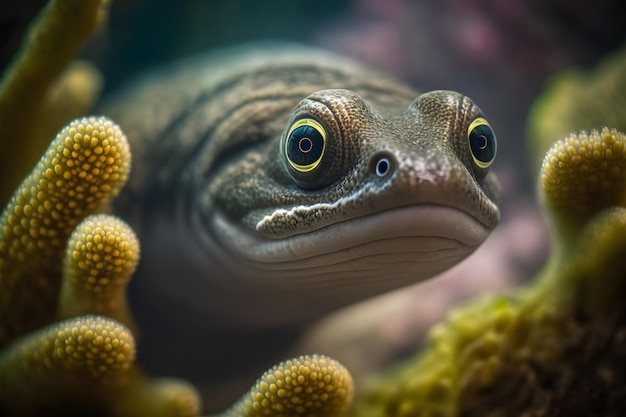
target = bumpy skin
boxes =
[103,49,499,333]
[100,45,499,405]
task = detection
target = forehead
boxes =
[303,89,476,149]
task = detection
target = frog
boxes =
[96,43,499,401]
[0,0,501,413]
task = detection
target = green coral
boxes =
[540,127,626,241]
[0,4,350,416]
[527,43,626,170]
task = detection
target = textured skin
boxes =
[3,1,498,415]
[99,47,499,398]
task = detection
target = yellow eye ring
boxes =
[284,118,327,173]
[467,117,497,169]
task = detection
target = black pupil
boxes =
[469,124,495,163]
[376,158,389,176]
[287,125,324,167]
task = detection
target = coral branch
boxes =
[0,315,135,415]
[0,116,130,346]
[540,127,626,244]
[0,0,111,204]
[59,214,139,332]
[226,354,353,417]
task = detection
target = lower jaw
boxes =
[216,204,491,263]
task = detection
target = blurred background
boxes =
[2,0,625,393]
[3,0,625,192]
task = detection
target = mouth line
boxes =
[215,204,493,263]
[252,195,497,238]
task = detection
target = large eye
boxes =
[467,117,497,169]
[284,119,327,173]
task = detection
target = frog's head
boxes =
[198,88,499,324]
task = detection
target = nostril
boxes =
[372,154,395,178]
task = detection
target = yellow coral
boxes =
[0,1,204,413]
[564,206,626,315]
[540,127,626,242]
[227,354,353,417]
[0,0,111,204]
[0,116,131,346]
[0,116,202,416]
[58,214,139,331]
[111,376,201,417]
[0,315,135,414]
[37,60,105,159]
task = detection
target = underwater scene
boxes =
[0,0,625,415]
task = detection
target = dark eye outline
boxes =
[284,118,327,173]
[375,156,391,177]
[467,117,497,169]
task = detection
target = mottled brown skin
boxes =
[99,44,499,408]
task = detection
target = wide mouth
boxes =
[181,203,496,327]
[211,204,492,265]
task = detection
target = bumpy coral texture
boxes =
[541,127,626,239]
[0,316,135,413]
[0,116,200,417]
[0,117,131,346]
[227,355,353,417]
[59,213,139,331]
[0,0,203,414]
